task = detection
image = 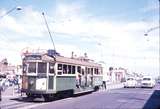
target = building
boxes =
[0,58,18,79]
[109,67,127,83]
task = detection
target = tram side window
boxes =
[23,63,27,73]
[68,65,71,74]
[82,69,84,75]
[57,64,62,75]
[28,62,36,73]
[94,68,98,75]
[63,64,67,74]
[58,64,62,70]
[49,63,55,74]
[85,67,88,74]
[99,68,102,74]
[97,69,99,75]
[77,66,81,74]
[91,68,93,75]
[38,62,47,73]
[94,68,96,75]
[88,68,90,74]
[72,66,75,74]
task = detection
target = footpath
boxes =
[1,85,21,98]
[100,82,124,91]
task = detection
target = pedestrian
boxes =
[102,72,108,90]
[76,71,81,88]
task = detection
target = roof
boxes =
[24,53,101,68]
[55,56,101,67]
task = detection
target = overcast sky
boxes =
[0,0,159,78]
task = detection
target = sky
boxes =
[0,0,159,78]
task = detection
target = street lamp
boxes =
[144,26,160,36]
[0,6,22,19]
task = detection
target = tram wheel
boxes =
[43,95,50,102]
[94,86,99,91]
[26,93,33,98]
[43,94,55,102]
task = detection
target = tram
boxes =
[21,49,103,101]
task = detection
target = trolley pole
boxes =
[42,12,56,52]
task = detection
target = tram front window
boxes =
[38,62,47,73]
[49,63,55,74]
[28,62,36,73]
[23,63,27,73]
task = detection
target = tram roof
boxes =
[55,56,101,67]
[23,53,102,67]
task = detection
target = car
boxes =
[141,76,155,88]
[124,77,137,88]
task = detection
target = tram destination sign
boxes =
[24,55,42,60]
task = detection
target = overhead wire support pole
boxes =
[42,12,56,52]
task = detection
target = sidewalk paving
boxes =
[1,86,21,98]
[100,82,124,91]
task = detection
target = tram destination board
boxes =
[24,55,42,60]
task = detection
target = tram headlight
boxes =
[29,80,34,85]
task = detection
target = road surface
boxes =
[1,84,160,109]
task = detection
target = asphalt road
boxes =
[34,86,160,109]
[1,84,160,109]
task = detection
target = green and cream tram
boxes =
[21,50,103,101]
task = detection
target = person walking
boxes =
[102,72,108,90]
[76,71,81,88]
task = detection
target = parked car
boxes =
[141,76,155,88]
[124,77,137,88]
